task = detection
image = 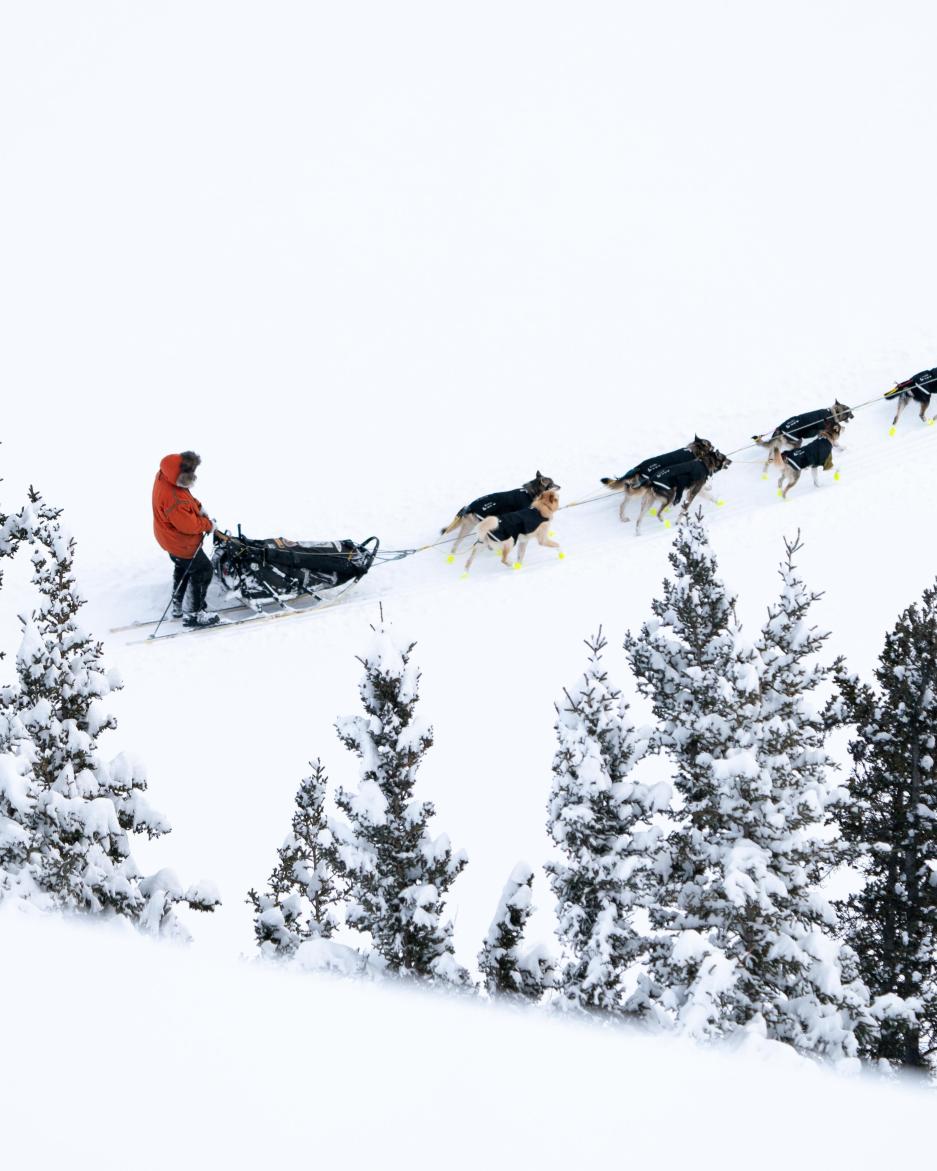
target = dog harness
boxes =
[782,436,832,471]
[894,367,937,403]
[650,458,707,501]
[490,506,548,542]
[621,446,693,483]
[462,487,532,518]
[776,408,833,442]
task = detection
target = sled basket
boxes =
[212,529,379,603]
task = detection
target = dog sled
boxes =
[212,527,380,605]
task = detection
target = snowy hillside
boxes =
[0,906,931,1170]
[2,1,937,1163]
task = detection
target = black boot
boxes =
[183,609,221,628]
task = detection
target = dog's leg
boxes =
[464,540,483,572]
[450,516,476,556]
[892,393,908,428]
[920,394,930,422]
[658,488,680,523]
[619,489,630,522]
[811,467,820,488]
[635,490,654,535]
[781,468,800,499]
[684,482,705,515]
[762,442,775,475]
[514,536,529,566]
[535,524,560,550]
[501,538,514,567]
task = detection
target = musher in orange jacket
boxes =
[152,452,219,626]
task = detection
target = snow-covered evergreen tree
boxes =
[624,516,866,1058]
[834,580,937,1071]
[0,483,37,752]
[0,495,219,936]
[248,759,343,958]
[478,862,553,1001]
[546,629,665,1015]
[742,535,869,1056]
[332,625,468,984]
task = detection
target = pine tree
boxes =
[0,482,37,752]
[478,862,553,1001]
[0,494,219,935]
[332,625,468,983]
[624,515,866,1057]
[248,759,343,958]
[545,629,664,1015]
[834,581,937,1071]
[623,512,753,1035]
[741,534,868,1057]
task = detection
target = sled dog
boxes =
[885,370,936,428]
[773,420,842,499]
[463,490,561,572]
[752,400,853,473]
[634,447,732,533]
[600,437,716,522]
[440,471,560,554]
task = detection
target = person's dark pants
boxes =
[170,549,213,612]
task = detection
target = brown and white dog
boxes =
[440,471,560,554]
[752,401,853,474]
[463,490,561,572]
[773,420,842,499]
[600,437,717,522]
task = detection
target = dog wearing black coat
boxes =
[773,420,842,499]
[600,436,716,522]
[752,400,853,473]
[634,448,732,533]
[440,470,560,554]
[885,368,937,428]
[463,490,561,572]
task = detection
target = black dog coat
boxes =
[782,436,833,471]
[621,446,694,484]
[893,367,937,404]
[461,487,532,519]
[490,506,547,543]
[650,458,708,505]
[775,408,834,443]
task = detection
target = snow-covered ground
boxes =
[0,906,931,1170]
[2,1,937,1162]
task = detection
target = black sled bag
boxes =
[212,529,379,602]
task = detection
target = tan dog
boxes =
[752,400,853,474]
[773,420,842,499]
[463,490,561,573]
[440,471,560,555]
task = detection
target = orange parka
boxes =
[152,454,213,558]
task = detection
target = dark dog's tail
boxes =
[439,508,466,536]
[602,470,641,490]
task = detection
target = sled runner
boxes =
[212,528,380,605]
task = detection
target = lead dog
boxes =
[774,420,842,499]
[885,368,937,428]
[634,447,732,533]
[463,490,561,572]
[752,400,853,473]
[600,436,716,521]
[440,471,560,554]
